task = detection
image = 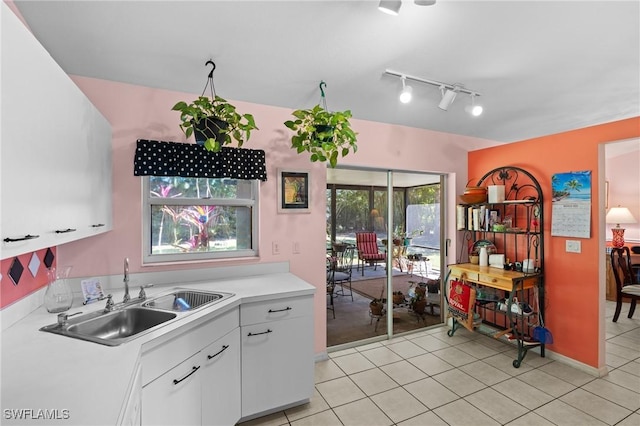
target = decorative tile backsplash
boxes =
[1,247,56,309]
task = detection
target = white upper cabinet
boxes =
[1,3,112,259]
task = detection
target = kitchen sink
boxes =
[142,289,234,312]
[40,308,176,346]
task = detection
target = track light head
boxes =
[465,93,483,116]
[438,86,458,111]
[399,77,413,103]
[378,0,402,15]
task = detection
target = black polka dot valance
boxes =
[133,139,267,181]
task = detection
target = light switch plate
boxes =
[566,240,581,253]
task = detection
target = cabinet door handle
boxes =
[4,234,40,243]
[172,365,200,385]
[207,344,230,360]
[55,228,77,234]
[268,307,292,313]
[247,329,272,337]
[91,223,105,228]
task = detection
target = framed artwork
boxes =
[277,169,310,213]
[605,180,609,209]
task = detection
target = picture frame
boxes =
[277,169,310,213]
[605,180,609,209]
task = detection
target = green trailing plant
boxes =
[284,81,357,168]
[172,61,258,152]
[172,95,257,153]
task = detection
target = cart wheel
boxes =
[512,359,521,368]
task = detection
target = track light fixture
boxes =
[384,69,483,115]
[399,76,413,103]
[465,93,484,116]
[438,86,458,111]
[378,0,402,15]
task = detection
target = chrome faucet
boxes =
[123,257,130,303]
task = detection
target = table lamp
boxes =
[606,206,637,248]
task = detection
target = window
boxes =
[143,176,259,263]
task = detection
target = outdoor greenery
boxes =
[148,177,251,254]
[326,183,441,253]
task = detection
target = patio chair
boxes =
[355,232,386,276]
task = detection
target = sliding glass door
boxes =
[326,168,445,347]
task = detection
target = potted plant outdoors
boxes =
[410,292,427,314]
[369,298,385,316]
[172,95,258,153]
[284,82,357,168]
[392,291,405,305]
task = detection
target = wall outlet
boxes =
[566,240,581,253]
[272,241,280,255]
[293,242,300,254]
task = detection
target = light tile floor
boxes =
[240,301,640,425]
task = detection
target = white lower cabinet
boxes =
[141,308,240,426]
[201,328,241,426]
[136,293,314,425]
[142,351,202,426]
[118,361,142,426]
[240,296,314,419]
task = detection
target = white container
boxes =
[488,185,505,203]
[522,259,536,273]
[479,247,489,267]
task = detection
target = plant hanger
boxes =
[172,60,258,152]
[202,60,217,101]
[319,80,328,111]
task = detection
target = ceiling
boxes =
[11,0,640,145]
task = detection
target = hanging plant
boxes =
[172,61,258,152]
[284,81,357,168]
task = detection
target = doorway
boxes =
[326,167,445,348]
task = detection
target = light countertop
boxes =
[1,272,315,425]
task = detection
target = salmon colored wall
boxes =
[468,117,640,368]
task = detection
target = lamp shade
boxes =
[606,207,637,225]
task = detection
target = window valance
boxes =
[133,139,267,181]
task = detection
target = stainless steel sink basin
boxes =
[41,308,176,346]
[142,289,233,312]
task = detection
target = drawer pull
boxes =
[207,345,230,360]
[268,307,292,313]
[248,329,272,337]
[4,234,39,242]
[91,223,105,228]
[173,365,200,385]
[55,228,77,234]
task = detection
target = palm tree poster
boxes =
[551,170,592,238]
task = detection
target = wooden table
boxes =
[447,263,544,368]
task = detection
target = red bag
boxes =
[447,278,477,332]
